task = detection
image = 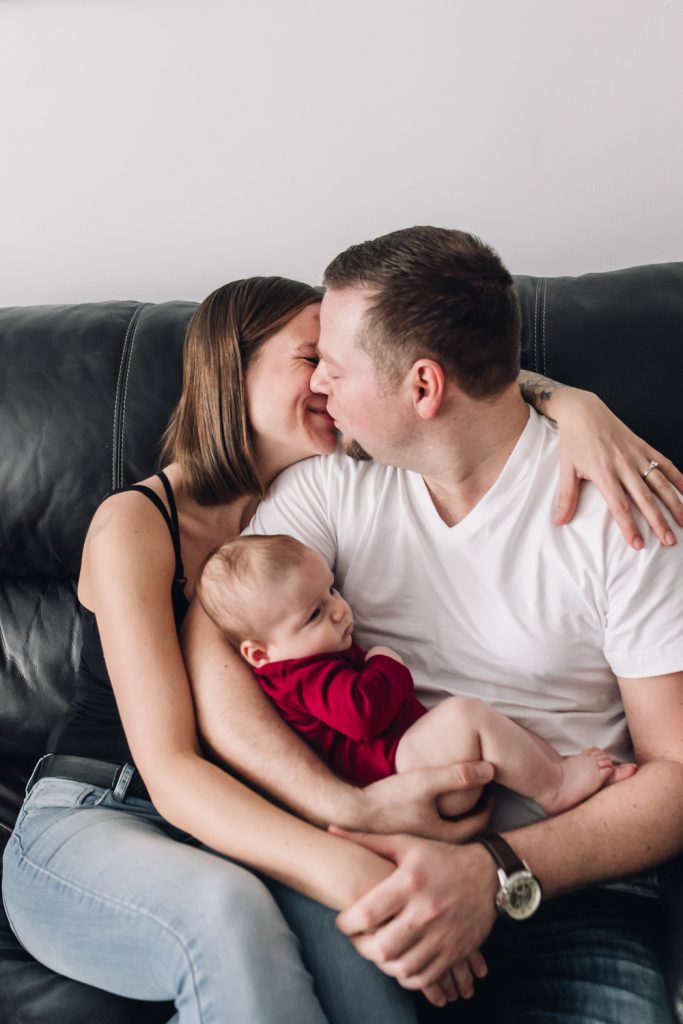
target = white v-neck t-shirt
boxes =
[248,408,683,839]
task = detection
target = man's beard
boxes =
[342,437,373,462]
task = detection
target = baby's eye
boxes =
[329,586,338,595]
[307,606,322,623]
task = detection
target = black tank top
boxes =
[47,471,190,764]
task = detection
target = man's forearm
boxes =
[503,759,683,896]
[332,758,683,989]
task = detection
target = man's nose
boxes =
[310,362,328,394]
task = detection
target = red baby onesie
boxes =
[255,642,427,785]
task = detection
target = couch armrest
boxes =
[660,855,683,1024]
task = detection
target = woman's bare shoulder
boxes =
[79,484,178,605]
[85,485,171,547]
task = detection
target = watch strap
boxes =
[476,833,527,876]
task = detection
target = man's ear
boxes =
[240,639,270,667]
[411,359,446,420]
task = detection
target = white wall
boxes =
[1,0,681,305]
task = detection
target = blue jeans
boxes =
[2,768,417,1024]
[419,887,672,1024]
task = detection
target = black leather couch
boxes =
[1,264,682,1023]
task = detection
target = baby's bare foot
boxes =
[538,747,617,815]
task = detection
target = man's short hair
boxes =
[196,534,308,647]
[323,226,521,398]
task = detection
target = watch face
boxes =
[497,870,542,921]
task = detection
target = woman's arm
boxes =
[518,370,683,547]
[184,598,492,839]
[80,492,391,911]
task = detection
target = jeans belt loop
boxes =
[25,754,50,796]
[112,762,136,802]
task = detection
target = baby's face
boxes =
[260,549,354,663]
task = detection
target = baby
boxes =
[197,534,636,818]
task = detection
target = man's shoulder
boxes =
[507,415,683,582]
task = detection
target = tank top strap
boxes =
[156,469,181,540]
[120,475,186,583]
[156,470,186,583]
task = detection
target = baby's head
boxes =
[197,534,354,667]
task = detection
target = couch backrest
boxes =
[0,301,194,828]
[1,265,682,830]
[515,263,683,460]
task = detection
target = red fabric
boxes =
[255,642,427,785]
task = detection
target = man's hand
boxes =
[421,951,488,1008]
[345,762,494,842]
[332,830,498,991]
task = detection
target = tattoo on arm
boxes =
[518,370,568,424]
[86,511,113,547]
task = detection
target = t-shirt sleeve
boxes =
[603,518,683,679]
[244,456,337,568]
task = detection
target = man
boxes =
[189,227,683,1021]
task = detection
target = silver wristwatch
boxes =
[475,833,542,921]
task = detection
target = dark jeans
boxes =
[419,889,672,1024]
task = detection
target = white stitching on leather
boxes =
[533,278,540,371]
[119,305,147,486]
[541,278,548,375]
[112,352,124,491]
[112,307,139,491]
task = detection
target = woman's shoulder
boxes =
[89,466,183,531]
[88,480,168,537]
[80,478,179,589]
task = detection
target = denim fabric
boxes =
[2,773,416,1024]
[420,888,672,1024]
[266,877,418,1024]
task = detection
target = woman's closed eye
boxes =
[301,356,319,367]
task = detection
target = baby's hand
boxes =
[365,645,405,665]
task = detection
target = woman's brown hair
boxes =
[159,277,321,505]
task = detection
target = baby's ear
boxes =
[241,639,270,667]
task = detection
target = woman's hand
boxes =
[546,387,683,548]
[346,762,494,842]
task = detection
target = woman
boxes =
[3,276,681,1023]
